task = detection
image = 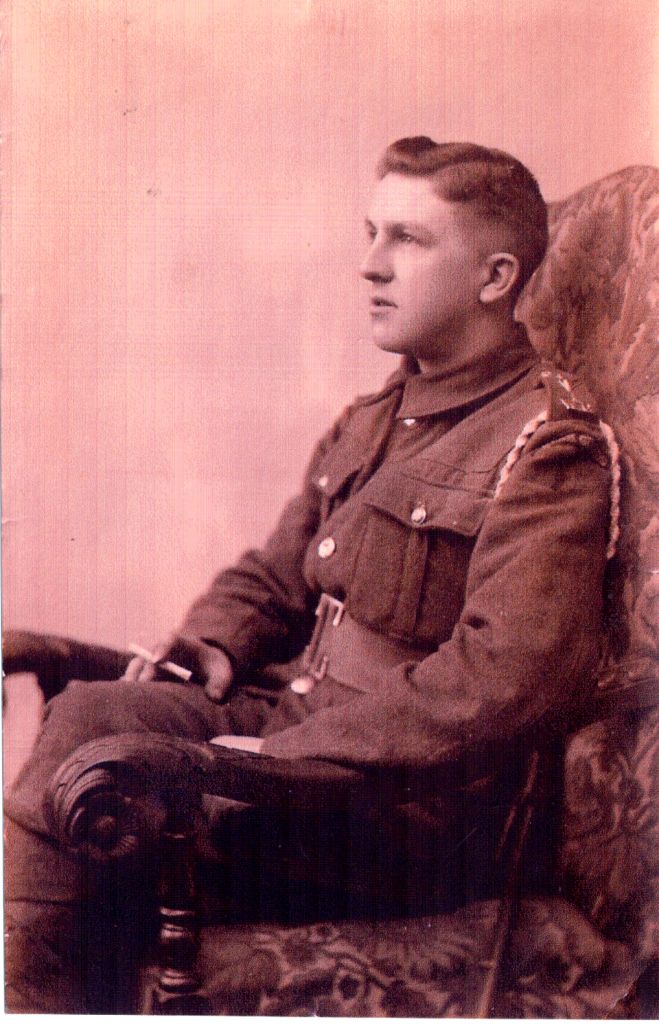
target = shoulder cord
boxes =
[493,409,549,499]
[493,407,621,561]
[598,420,621,560]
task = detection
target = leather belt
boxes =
[291,593,428,695]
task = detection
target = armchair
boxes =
[4,164,658,1016]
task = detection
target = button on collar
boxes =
[410,505,427,525]
[318,537,336,558]
[317,475,329,488]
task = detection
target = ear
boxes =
[479,252,520,305]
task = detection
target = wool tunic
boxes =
[182,350,612,769]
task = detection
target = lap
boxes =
[48,675,280,740]
[6,676,281,838]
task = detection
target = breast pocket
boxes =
[312,444,364,522]
[347,469,492,644]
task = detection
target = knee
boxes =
[46,679,157,735]
[45,678,211,742]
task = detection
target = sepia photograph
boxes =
[2,0,658,1016]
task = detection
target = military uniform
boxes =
[183,350,611,766]
[5,345,613,1011]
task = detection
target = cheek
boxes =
[404,264,440,304]
[414,274,448,320]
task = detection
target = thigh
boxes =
[6,677,277,836]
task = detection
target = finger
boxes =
[126,641,170,683]
[121,656,144,682]
[204,683,225,703]
[136,660,157,683]
[204,658,234,703]
[204,674,231,702]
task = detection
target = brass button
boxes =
[290,676,315,695]
[410,505,427,525]
[403,417,417,427]
[317,475,329,488]
[318,537,336,558]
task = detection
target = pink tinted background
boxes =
[3,0,658,653]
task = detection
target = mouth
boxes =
[370,297,396,311]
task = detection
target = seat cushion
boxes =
[140,896,637,1016]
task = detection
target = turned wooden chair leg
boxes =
[151,794,211,1015]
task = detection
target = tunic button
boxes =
[318,537,336,558]
[317,475,329,488]
[290,675,315,694]
[403,417,417,427]
[410,505,427,525]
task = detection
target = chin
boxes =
[372,334,408,356]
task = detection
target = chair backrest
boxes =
[518,165,658,692]
[517,166,659,958]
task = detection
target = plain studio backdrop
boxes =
[2,1,657,777]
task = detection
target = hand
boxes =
[122,633,234,702]
[210,735,264,753]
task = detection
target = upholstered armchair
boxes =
[4,164,658,1016]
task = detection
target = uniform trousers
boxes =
[6,674,497,1012]
[4,676,288,1012]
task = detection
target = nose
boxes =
[360,240,393,283]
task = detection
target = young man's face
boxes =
[361,173,486,371]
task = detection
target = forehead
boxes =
[367,173,463,229]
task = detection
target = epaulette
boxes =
[539,367,600,424]
[495,367,621,560]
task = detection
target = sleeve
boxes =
[260,422,612,766]
[180,408,350,670]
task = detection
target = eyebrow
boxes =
[364,218,436,242]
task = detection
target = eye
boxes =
[393,228,418,245]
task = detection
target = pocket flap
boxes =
[313,444,364,499]
[363,470,491,536]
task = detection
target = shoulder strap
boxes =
[494,372,621,560]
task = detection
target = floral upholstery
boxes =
[560,709,659,965]
[518,165,658,697]
[140,897,639,1016]
[518,165,659,974]
[140,167,658,1016]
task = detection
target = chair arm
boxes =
[44,729,541,863]
[43,732,370,862]
[2,630,131,700]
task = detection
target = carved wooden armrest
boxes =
[43,728,496,869]
[43,731,368,861]
[42,731,546,1015]
[43,732,372,1008]
[2,629,131,701]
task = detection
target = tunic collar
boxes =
[396,345,539,418]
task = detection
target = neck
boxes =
[415,314,533,379]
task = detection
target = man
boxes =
[5,138,613,1012]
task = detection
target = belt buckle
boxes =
[316,592,345,629]
[303,593,345,682]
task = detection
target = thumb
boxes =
[203,648,234,702]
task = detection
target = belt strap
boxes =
[292,593,428,695]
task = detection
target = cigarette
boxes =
[128,643,193,682]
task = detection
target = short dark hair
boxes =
[377,137,548,293]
